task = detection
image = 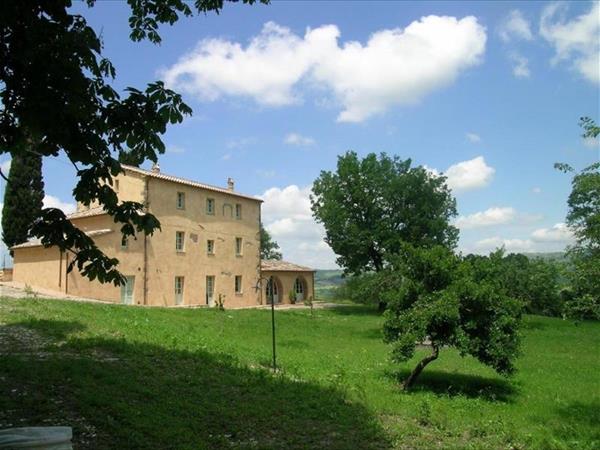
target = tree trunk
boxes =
[402,344,439,390]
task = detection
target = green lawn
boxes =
[1,298,598,449]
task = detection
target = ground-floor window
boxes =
[235,275,242,294]
[206,275,215,306]
[294,277,305,301]
[175,276,184,305]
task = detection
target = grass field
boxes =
[1,298,599,449]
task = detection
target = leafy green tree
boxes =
[2,149,44,254]
[260,223,282,260]
[555,117,600,320]
[0,0,267,284]
[382,245,522,390]
[463,250,563,316]
[311,151,457,309]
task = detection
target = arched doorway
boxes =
[294,277,306,302]
[265,277,280,304]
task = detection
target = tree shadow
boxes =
[547,400,600,445]
[359,327,383,340]
[324,304,382,317]
[16,318,87,339]
[520,317,550,331]
[385,368,517,403]
[0,320,390,450]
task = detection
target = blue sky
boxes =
[1,1,598,268]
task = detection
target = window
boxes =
[207,239,215,255]
[175,276,184,305]
[206,276,215,305]
[121,235,128,250]
[175,231,185,252]
[235,237,243,256]
[235,275,242,294]
[114,179,120,193]
[206,198,215,215]
[176,192,185,209]
[235,203,242,220]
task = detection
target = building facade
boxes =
[11,165,315,308]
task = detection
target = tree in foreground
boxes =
[382,245,522,390]
[311,151,458,308]
[0,0,267,284]
[260,223,282,260]
[555,117,600,320]
[2,148,44,253]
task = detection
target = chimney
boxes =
[227,177,234,191]
[151,162,160,173]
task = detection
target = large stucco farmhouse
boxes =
[11,165,315,308]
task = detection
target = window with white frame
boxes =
[207,239,215,255]
[235,237,242,255]
[235,275,242,294]
[175,276,184,305]
[176,192,185,209]
[175,231,185,252]
[206,198,215,215]
[121,235,128,250]
[235,203,242,220]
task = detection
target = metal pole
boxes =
[270,276,276,371]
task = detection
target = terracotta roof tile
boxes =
[261,259,316,272]
[12,229,114,250]
[67,206,107,220]
[122,165,262,202]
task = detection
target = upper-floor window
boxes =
[121,235,128,250]
[235,204,242,220]
[175,276,184,305]
[235,275,243,294]
[176,192,185,210]
[114,179,120,193]
[175,231,185,252]
[207,239,215,255]
[235,237,243,256]
[206,198,215,215]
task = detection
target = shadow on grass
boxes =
[0,320,390,450]
[520,317,551,331]
[324,304,382,317]
[386,368,517,403]
[534,400,600,448]
[16,318,87,338]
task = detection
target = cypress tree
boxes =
[2,150,45,254]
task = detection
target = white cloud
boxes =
[509,52,531,78]
[531,222,574,243]
[43,195,76,215]
[0,159,11,176]
[284,133,315,147]
[226,137,257,149]
[583,136,599,148]
[166,144,185,154]
[532,187,542,194]
[256,169,276,178]
[466,132,481,143]
[162,17,486,122]
[540,2,600,83]
[221,153,232,161]
[260,185,337,269]
[473,236,535,254]
[444,156,495,192]
[455,207,516,229]
[499,10,533,42]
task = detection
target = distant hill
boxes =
[521,252,568,262]
[315,269,344,299]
